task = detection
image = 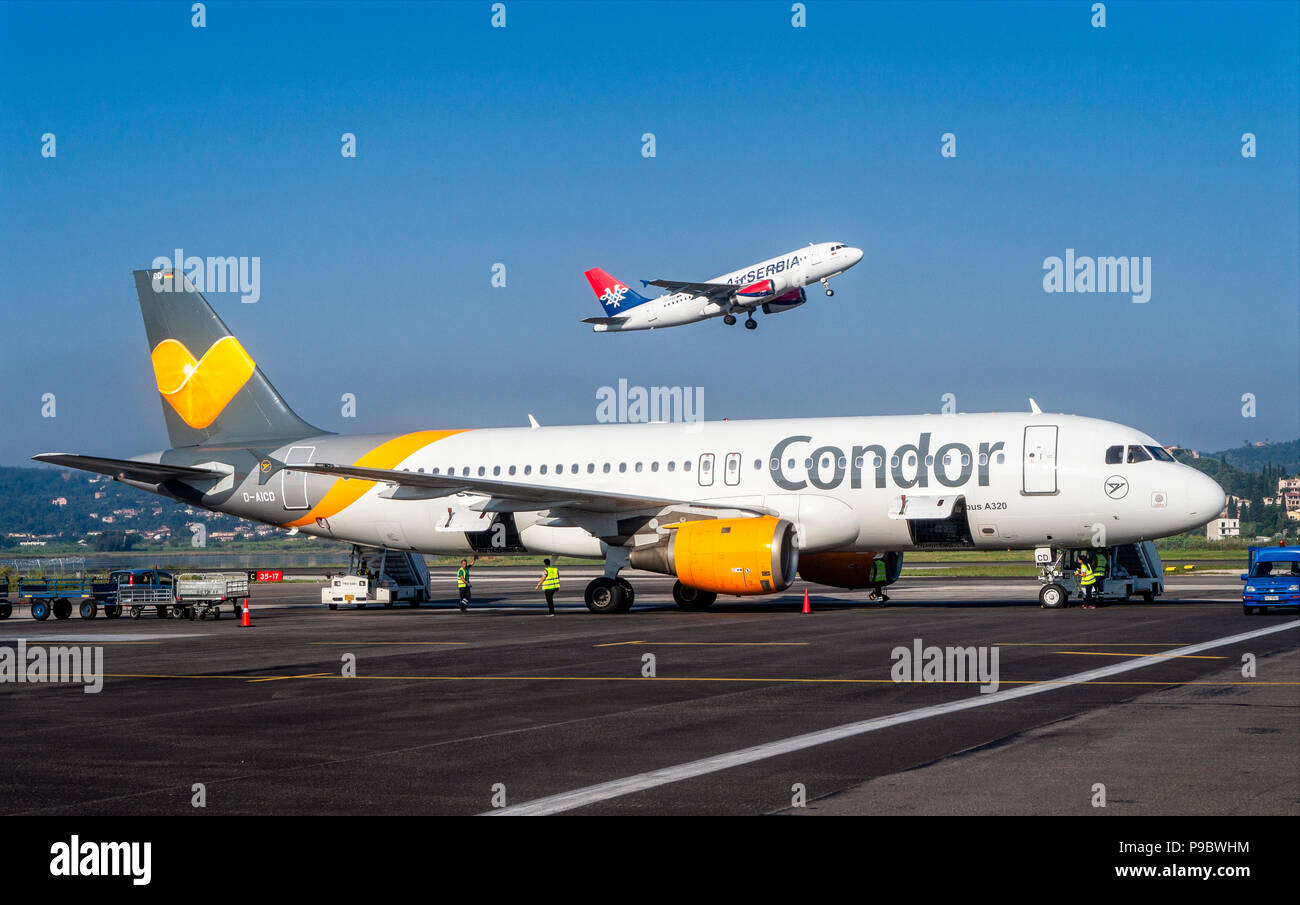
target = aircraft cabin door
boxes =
[1021,425,1058,495]
[724,452,741,486]
[698,453,715,487]
[282,446,315,510]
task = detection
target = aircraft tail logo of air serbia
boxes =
[585,268,651,316]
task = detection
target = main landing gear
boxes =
[723,312,758,329]
[584,576,635,614]
[672,581,716,611]
[744,317,757,330]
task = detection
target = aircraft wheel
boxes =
[53,599,72,620]
[615,577,635,609]
[744,318,757,330]
[723,314,737,326]
[673,581,717,611]
[825,288,834,297]
[1039,584,1068,609]
[32,601,50,621]
[585,577,628,614]
[79,600,98,619]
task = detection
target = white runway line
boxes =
[485,619,1300,816]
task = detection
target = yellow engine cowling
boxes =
[798,552,892,589]
[628,516,799,596]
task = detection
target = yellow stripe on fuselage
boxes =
[283,429,466,528]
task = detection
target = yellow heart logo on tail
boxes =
[151,335,256,429]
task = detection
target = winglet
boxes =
[527,414,540,430]
[1029,398,1042,414]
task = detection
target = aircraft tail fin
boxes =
[583,267,651,316]
[132,269,327,449]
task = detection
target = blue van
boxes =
[1242,546,1300,614]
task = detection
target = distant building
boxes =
[51,497,67,507]
[1206,518,1240,541]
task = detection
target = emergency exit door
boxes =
[282,446,315,510]
[1022,425,1058,495]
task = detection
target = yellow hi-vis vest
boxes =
[1079,563,1098,586]
[871,559,887,583]
[457,567,469,588]
[542,567,560,590]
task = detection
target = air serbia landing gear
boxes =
[723,314,737,326]
[744,317,758,330]
[821,278,834,297]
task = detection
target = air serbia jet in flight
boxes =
[582,242,864,332]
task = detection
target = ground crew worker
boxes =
[1078,552,1099,609]
[456,556,477,611]
[867,556,891,603]
[534,558,560,616]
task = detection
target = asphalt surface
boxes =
[1,568,1296,815]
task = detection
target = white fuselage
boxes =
[600,242,863,331]
[233,412,1225,559]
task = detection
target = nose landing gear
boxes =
[821,278,835,297]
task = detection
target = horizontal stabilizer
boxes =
[581,315,629,325]
[32,453,227,485]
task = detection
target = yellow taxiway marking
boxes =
[1052,650,1227,660]
[98,673,1300,686]
[995,642,1189,646]
[593,641,810,648]
[307,641,468,646]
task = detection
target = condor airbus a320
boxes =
[582,242,863,331]
[35,270,1224,613]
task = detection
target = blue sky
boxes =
[2,0,1297,465]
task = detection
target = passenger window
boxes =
[540,465,548,475]
[587,463,595,473]
[667,461,676,472]
[1127,445,1151,463]
[1105,445,1124,465]
[684,460,692,472]
[619,463,627,473]
[603,463,611,473]
[493,466,501,476]
[524,465,531,475]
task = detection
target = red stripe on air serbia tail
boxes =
[584,268,650,315]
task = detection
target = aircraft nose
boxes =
[847,247,864,266]
[1184,470,1226,522]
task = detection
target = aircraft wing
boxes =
[282,460,771,517]
[643,279,738,298]
[32,453,228,484]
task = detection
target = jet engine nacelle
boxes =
[762,287,807,314]
[798,551,903,589]
[628,515,799,595]
[737,270,797,303]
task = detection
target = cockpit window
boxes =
[1127,445,1151,463]
[830,244,844,251]
[1105,445,1124,465]
[1145,445,1175,462]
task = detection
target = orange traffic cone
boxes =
[801,588,812,614]
[240,600,252,627]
